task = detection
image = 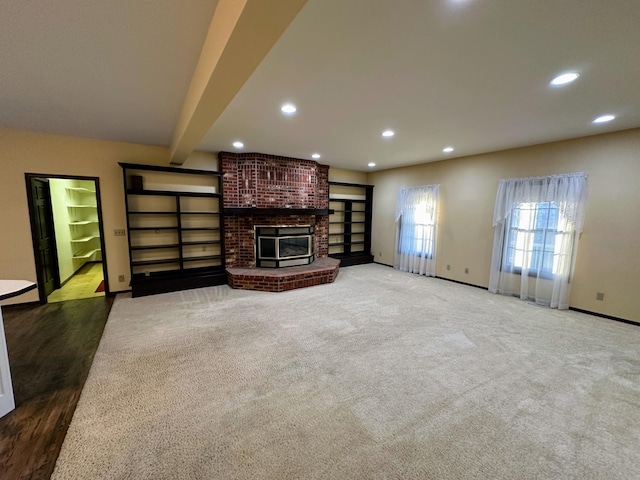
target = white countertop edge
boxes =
[0,280,37,301]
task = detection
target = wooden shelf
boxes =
[126,189,220,198]
[131,258,181,267]
[121,162,226,297]
[329,198,367,203]
[119,162,222,176]
[181,227,221,231]
[328,182,373,265]
[72,249,101,259]
[130,244,180,250]
[70,235,100,243]
[328,251,374,267]
[129,226,178,231]
[183,255,223,262]
[128,211,177,215]
[65,187,96,193]
[182,240,221,246]
[69,220,98,225]
[131,265,224,281]
[130,266,227,297]
[329,241,365,247]
[181,211,220,215]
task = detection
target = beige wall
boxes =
[329,168,368,184]
[0,128,218,305]
[4,126,637,321]
[367,128,640,322]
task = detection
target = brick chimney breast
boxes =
[220,152,329,268]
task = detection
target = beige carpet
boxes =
[52,264,640,479]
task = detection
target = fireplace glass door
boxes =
[256,225,315,268]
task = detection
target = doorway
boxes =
[25,174,109,303]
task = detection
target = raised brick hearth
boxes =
[227,257,339,292]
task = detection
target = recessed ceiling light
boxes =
[232,141,244,149]
[381,130,394,138]
[593,114,615,124]
[311,153,321,159]
[443,146,454,153]
[281,103,297,115]
[550,72,580,86]
[368,162,376,167]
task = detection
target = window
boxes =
[503,202,568,278]
[489,172,587,309]
[394,185,439,276]
[401,201,435,257]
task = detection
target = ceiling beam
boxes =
[169,0,307,165]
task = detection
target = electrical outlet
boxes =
[596,292,605,301]
[114,229,126,236]
[118,275,125,283]
[446,264,451,270]
[464,267,469,274]
[379,252,382,257]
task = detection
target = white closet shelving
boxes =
[66,187,101,262]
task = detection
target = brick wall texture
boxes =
[220,152,330,268]
[227,263,340,293]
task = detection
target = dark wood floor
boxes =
[0,296,113,480]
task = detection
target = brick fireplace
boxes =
[220,152,339,291]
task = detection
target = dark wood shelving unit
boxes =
[328,181,374,266]
[129,226,179,231]
[130,244,180,250]
[120,163,226,297]
[125,189,222,198]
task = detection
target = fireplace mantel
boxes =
[225,207,330,216]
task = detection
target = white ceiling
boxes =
[2,0,640,172]
[0,0,217,146]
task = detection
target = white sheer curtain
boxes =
[394,185,439,276]
[489,172,588,309]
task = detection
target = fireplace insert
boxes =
[255,225,315,268]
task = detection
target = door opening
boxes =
[25,174,109,303]
[28,178,60,298]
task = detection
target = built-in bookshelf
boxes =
[328,181,374,266]
[66,186,101,265]
[120,163,226,297]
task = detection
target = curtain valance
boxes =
[492,172,588,232]
[395,185,439,222]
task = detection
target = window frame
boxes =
[398,202,436,259]
[501,201,562,280]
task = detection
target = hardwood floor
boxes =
[0,296,114,480]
